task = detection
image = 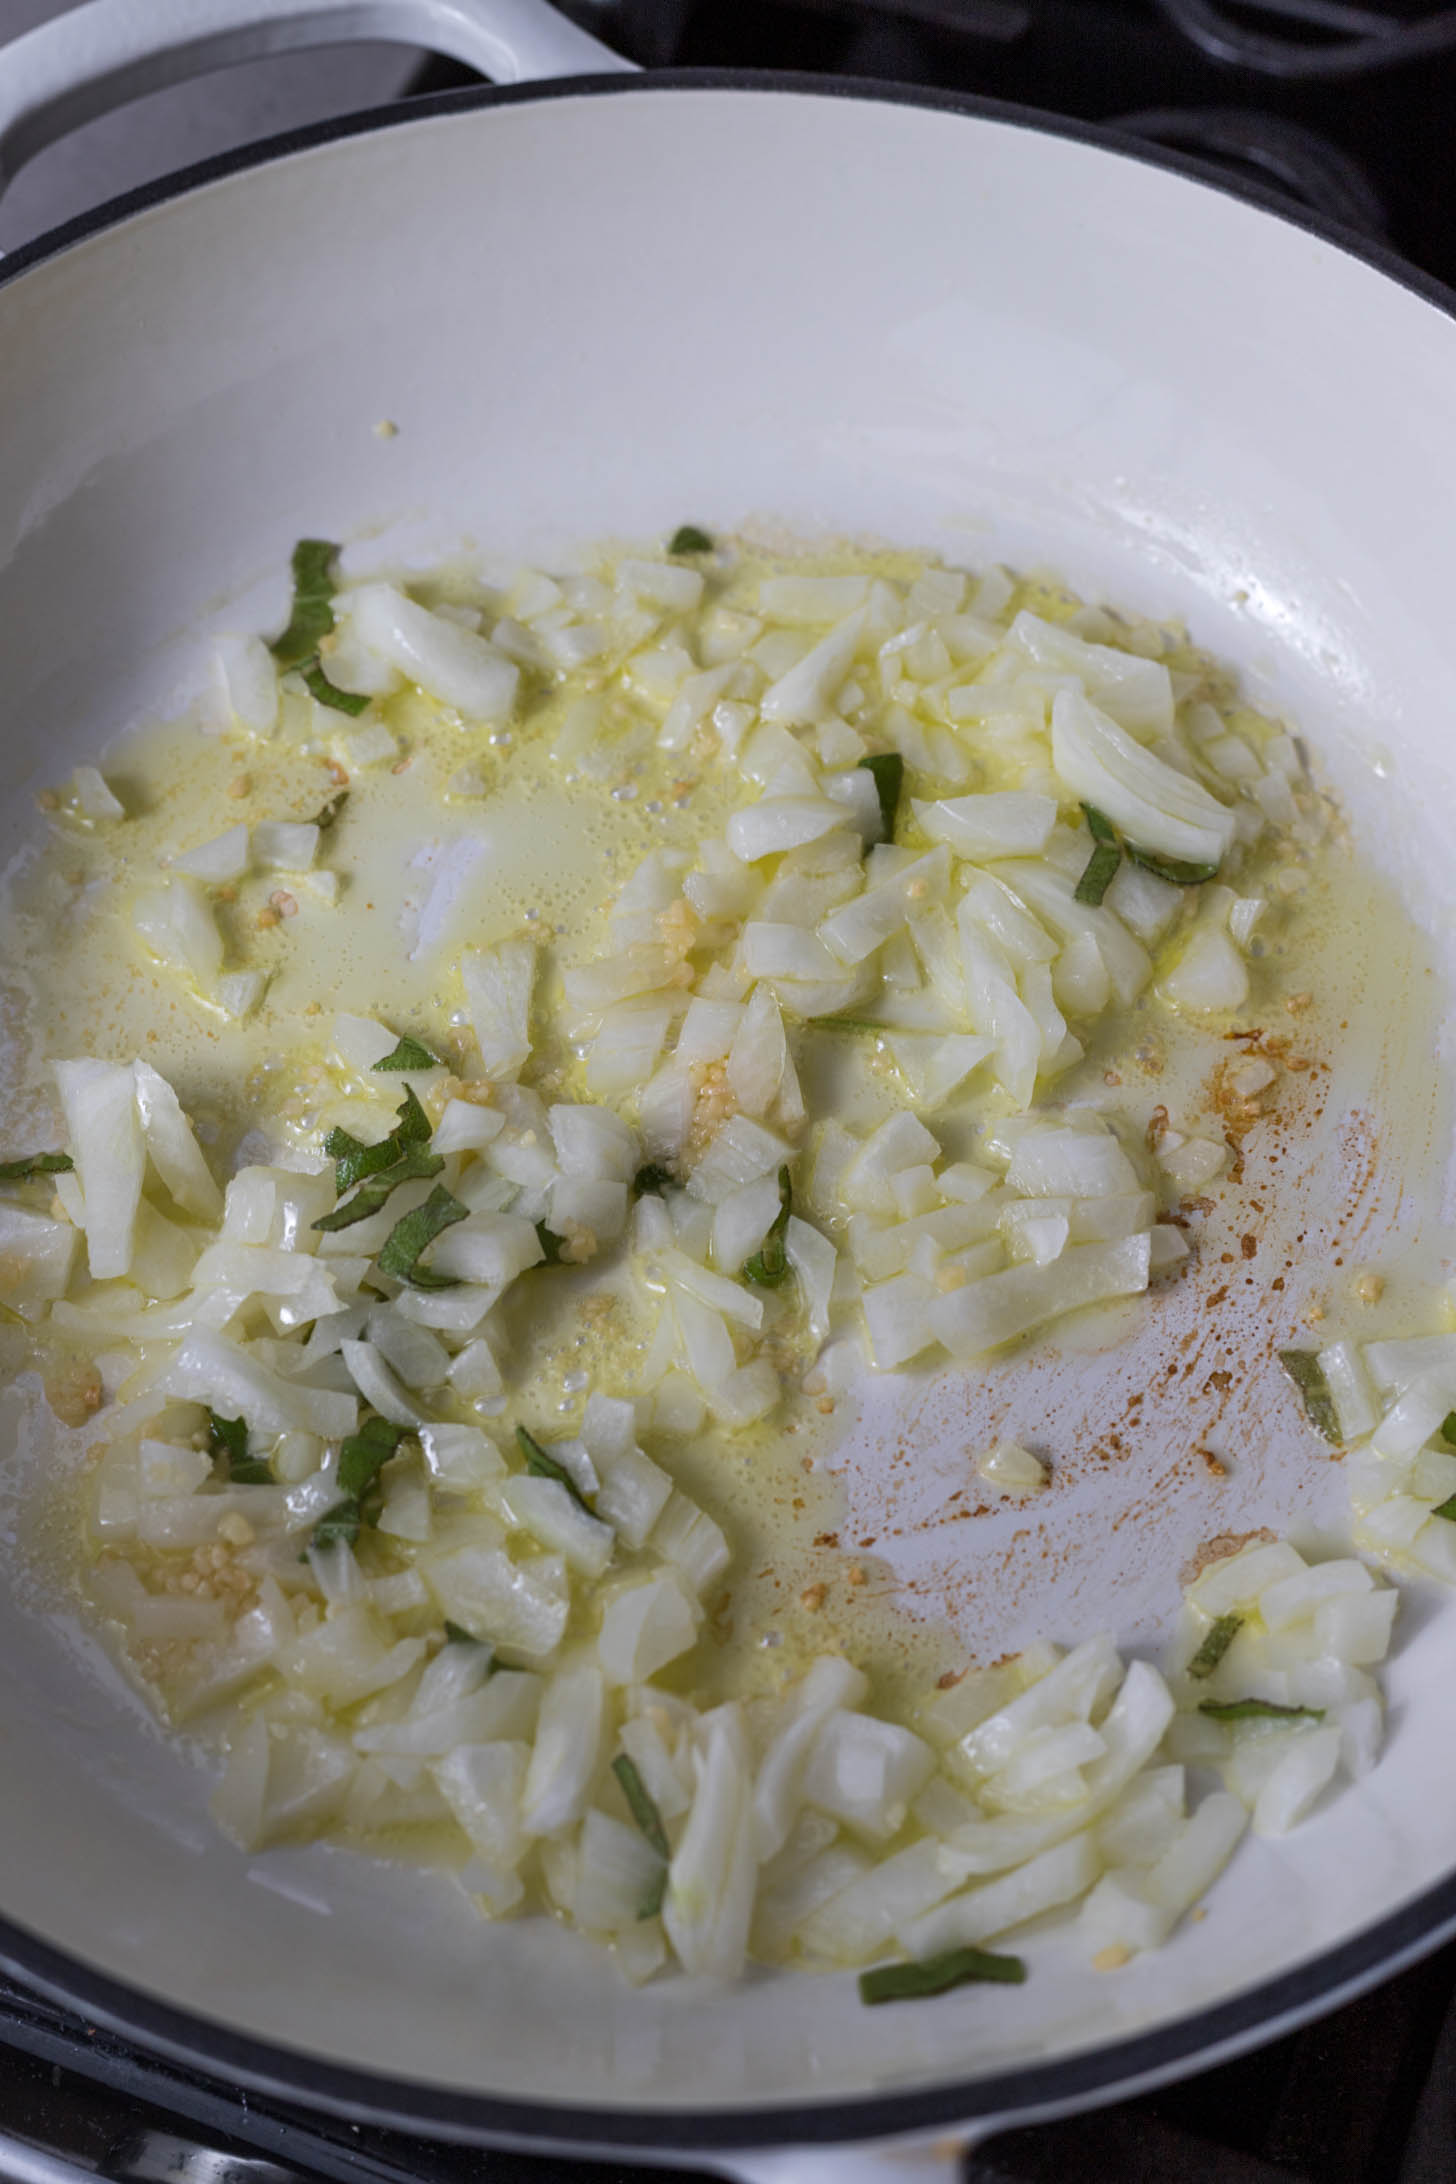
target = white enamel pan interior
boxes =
[3,1,1456,2171]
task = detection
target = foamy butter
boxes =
[2,536,1450,1745]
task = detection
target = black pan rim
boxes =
[2,58,1456,2155]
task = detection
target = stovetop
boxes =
[3,2,1456,2177]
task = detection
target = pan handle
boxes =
[723,2139,975,2184]
[0,0,633,195]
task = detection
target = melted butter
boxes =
[2,536,1448,1745]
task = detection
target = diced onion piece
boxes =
[1159,923,1250,1015]
[759,609,866,727]
[131,1060,221,1218]
[348,581,519,721]
[912,792,1056,860]
[801,1712,936,1842]
[423,1543,569,1662]
[522,1666,606,1837]
[727,797,849,863]
[932,1235,1150,1358]
[598,1571,699,1683]
[174,824,250,883]
[459,939,536,1080]
[133,874,224,989]
[903,1831,1100,1960]
[212,633,280,737]
[1051,686,1234,866]
[978,1442,1048,1497]
[54,1057,145,1280]
[500,1476,614,1576]
[663,1703,758,1979]
[252,820,319,872]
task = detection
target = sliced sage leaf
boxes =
[743,1166,792,1288]
[516,1424,593,1512]
[1187,1612,1242,1680]
[611,1753,671,1862]
[312,1141,444,1232]
[1124,843,1221,887]
[1074,840,1122,906]
[373,1034,440,1073]
[859,1946,1027,2006]
[668,524,713,555]
[1198,1699,1325,1723]
[307,1498,360,1554]
[302,663,370,717]
[1277,1348,1343,1445]
[312,790,350,831]
[270,539,341,671]
[337,1414,408,1500]
[631,1163,674,1199]
[0,1150,74,1182]
[208,1410,271,1483]
[535,1221,567,1264]
[376,1184,468,1289]
[858,751,904,844]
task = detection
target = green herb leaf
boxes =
[373,1034,440,1073]
[668,524,713,555]
[337,1414,408,1499]
[208,1410,273,1485]
[1441,1412,1456,1447]
[312,1141,445,1232]
[1124,844,1221,887]
[631,1163,675,1199]
[321,1086,434,1196]
[535,1221,567,1264]
[1187,1612,1243,1681]
[302,663,370,717]
[308,1498,360,1554]
[637,1865,668,1920]
[858,1946,1027,2007]
[811,1016,891,1036]
[0,1150,74,1182]
[612,1753,672,1861]
[444,1619,482,1647]
[270,539,342,671]
[392,1085,432,1146]
[1277,1349,1343,1445]
[376,1184,468,1289]
[1081,802,1118,846]
[1433,1493,1456,1523]
[612,1752,671,1915]
[743,1166,792,1288]
[1073,841,1122,907]
[858,751,904,844]
[1198,1699,1326,1723]
[312,790,350,831]
[515,1423,594,1513]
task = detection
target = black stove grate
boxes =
[5,3,1456,2179]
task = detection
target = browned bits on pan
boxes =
[227,773,252,799]
[325,759,349,787]
[1355,1272,1384,1304]
[1199,1448,1228,1478]
[799,1583,827,1613]
[1240,1234,1258,1259]
[1181,1527,1277,1587]
[268,889,298,919]
[44,1358,102,1427]
[1146,1105,1169,1153]
[255,905,280,929]
[1284,990,1312,1015]
[847,1566,867,1588]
